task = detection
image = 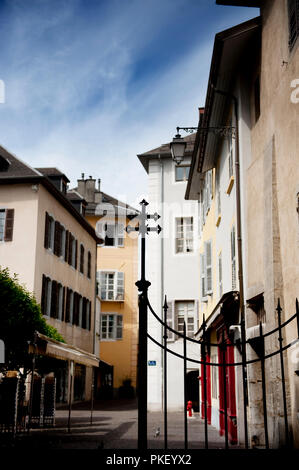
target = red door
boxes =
[200,353,211,424]
[218,334,238,444]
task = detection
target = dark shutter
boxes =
[61,286,65,321]
[65,288,70,323]
[88,301,91,331]
[82,298,87,329]
[73,292,79,325]
[44,212,50,248]
[41,274,47,314]
[4,209,14,242]
[74,240,78,269]
[54,221,60,256]
[87,251,91,279]
[65,230,69,262]
[80,245,84,273]
[68,233,73,265]
[50,281,57,318]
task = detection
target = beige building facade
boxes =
[0,147,99,403]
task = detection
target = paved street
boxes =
[1,399,234,449]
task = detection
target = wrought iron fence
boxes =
[144,295,299,449]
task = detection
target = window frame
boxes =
[175,164,190,182]
[100,313,123,340]
[175,216,194,254]
[97,270,125,301]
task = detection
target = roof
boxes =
[186,16,261,200]
[67,190,86,202]
[0,144,100,242]
[138,132,197,173]
[35,167,70,182]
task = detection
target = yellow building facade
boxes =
[75,176,139,397]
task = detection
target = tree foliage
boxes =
[0,267,64,374]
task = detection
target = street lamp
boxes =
[170,130,187,165]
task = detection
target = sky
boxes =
[0,0,259,206]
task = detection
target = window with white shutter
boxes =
[218,253,223,298]
[175,301,195,337]
[175,217,193,253]
[200,252,206,300]
[97,271,124,301]
[166,300,175,342]
[205,240,213,294]
[100,314,123,340]
[231,226,236,289]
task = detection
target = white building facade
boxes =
[138,133,200,412]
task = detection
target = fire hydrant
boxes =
[187,400,193,417]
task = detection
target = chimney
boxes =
[199,107,204,125]
[85,175,96,203]
[77,173,86,199]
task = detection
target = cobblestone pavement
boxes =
[1,399,236,449]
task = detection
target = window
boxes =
[200,240,213,299]
[205,240,213,294]
[41,275,52,316]
[175,165,190,182]
[104,223,124,247]
[288,0,299,51]
[44,212,55,250]
[0,209,14,242]
[218,253,223,298]
[175,217,193,253]
[97,271,125,301]
[57,284,64,320]
[175,301,195,337]
[78,296,83,327]
[67,233,77,268]
[80,244,85,274]
[87,251,91,279]
[100,314,123,340]
[231,226,236,290]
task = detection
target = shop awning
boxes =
[28,332,99,368]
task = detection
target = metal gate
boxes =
[129,200,299,450]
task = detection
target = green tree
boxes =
[0,267,64,375]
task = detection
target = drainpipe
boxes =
[158,154,165,411]
[212,87,248,448]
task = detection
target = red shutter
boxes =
[4,209,14,242]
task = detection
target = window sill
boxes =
[226,176,234,195]
[216,215,221,227]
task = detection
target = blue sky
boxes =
[0,0,259,205]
